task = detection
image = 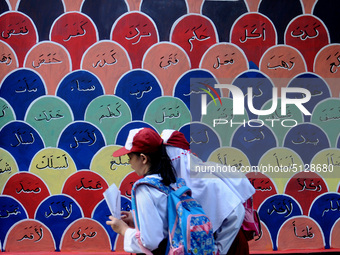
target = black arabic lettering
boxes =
[319,107,340,122]
[291,23,320,40]
[11,131,35,147]
[99,103,122,122]
[93,49,117,68]
[0,207,21,218]
[159,53,179,69]
[36,154,69,170]
[155,106,181,124]
[16,181,41,194]
[125,24,151,45]
[34,110,64,122]
[0,104,8,118]
[0,159,12,174]
[190,130,210,144]
[186,24,211,52]
[45,201,73,219]
[267,55,295,70]
[0,53,12,65]
[110,156,130,171]
[76,177,103,191]
[64,21,88,42]
[32,53,62,68]
[297,178,322,192]
[130,84,152,99]
[15,78,38,93]
[71,227,97,242]
[328,51,340,74]
[70,130,97,148]
[1,22,29,39]
[244,130,265,143]
[213,53,235,69]
[240,23,266,43]
[321,199,340,217]
[17,227,44,242]
[267,199,293,217]
[292,133,319,145]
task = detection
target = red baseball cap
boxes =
[161,129,190,150]
[112,128,163,157]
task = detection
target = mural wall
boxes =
[0,0,340,253]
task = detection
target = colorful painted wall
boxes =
[0,0,340,253]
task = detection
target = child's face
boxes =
[128,153,149,176]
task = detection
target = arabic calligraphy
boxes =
[70,130,97,148]
[216,153,243,169]
[0,158,12,174]
[183,86,209,96]
[35,153,69,169]
[326,152,340,167]
[267,199,293,217]
[292,221,314,239]
[64,20,88,42]
[34,110,64,122]
[15,77,38,93]
[243,129,265,143]
[45,201,73,219]
[99,103,121,122]
[155,106,181,124]
[291,23,321,40]
[130,84,152,99]
[273,152,295,168]
[319,107,340,122]
[1,19,29,39]
[11,130,35,147]
[93,49,117,68]
[16,181,41,194]
[267,55,295,71]
[17,226,43,242]
[32,53,62,68]
[185,24,211,52]
[250,178,273,191]
[240,23,266,43]
[292,133,319,145]
[76,177,103,191]
[110,156,129,171]
[159,53,179,69]
[71,227,97,242]
[190,130,209,144]
[125,24,151,45]
[0,53,13,65]
[321,199,340,217]
[0,104,8,118]
[0,206,21,218]
[297,178,322,192]
[70,79,96,92]
[327,51,340,74]
[213,53,235,69]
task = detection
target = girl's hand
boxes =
[121,211,134,228]
[106,216,129,236]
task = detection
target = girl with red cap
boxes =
[106,128,178,254]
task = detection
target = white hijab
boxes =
[166,146,255,231]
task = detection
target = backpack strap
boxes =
[131,177,172,255]
[131,177,173,227]
[172,185,191,197]
[131,177,188,254]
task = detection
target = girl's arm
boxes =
[129,184,168,252]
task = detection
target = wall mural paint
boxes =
[0,0,340,253]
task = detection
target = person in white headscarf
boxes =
[161,129,255,255]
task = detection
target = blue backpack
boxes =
[131,177,216,255]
